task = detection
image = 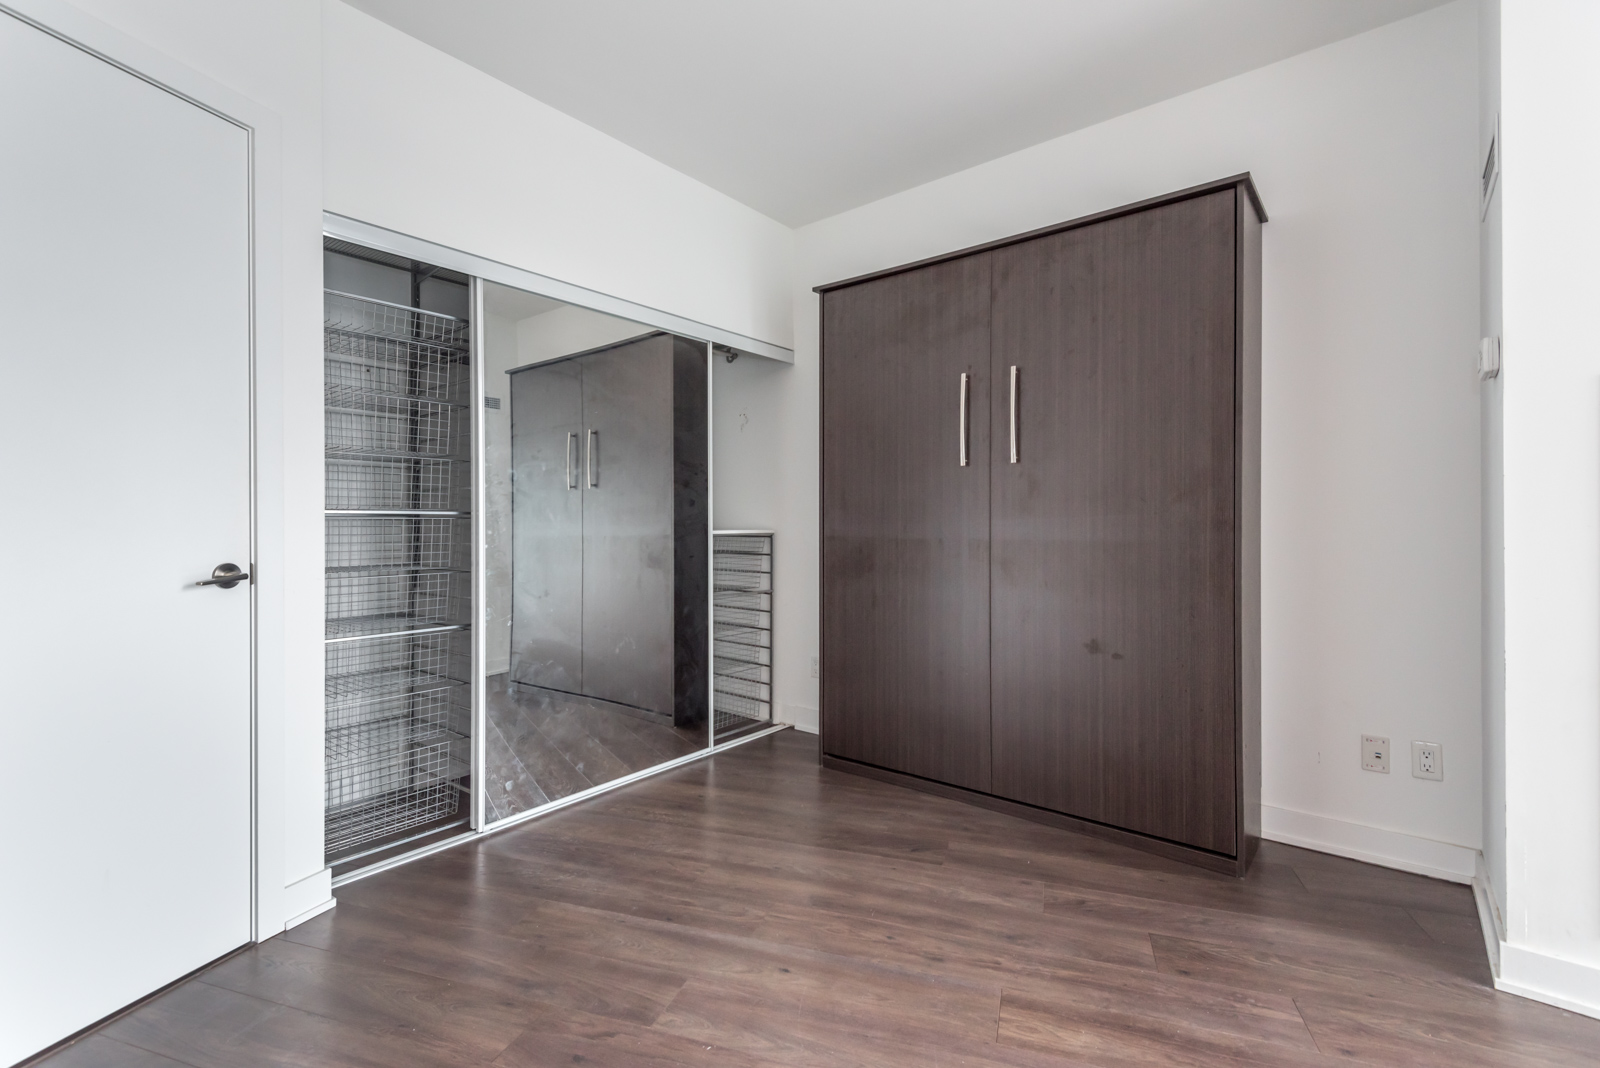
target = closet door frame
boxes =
[331,228,791,851]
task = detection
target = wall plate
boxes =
[1411,740,1443,780]
[1361,734,1390,773]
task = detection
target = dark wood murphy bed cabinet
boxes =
[818,175,1265,875]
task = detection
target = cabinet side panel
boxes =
[1239,187,1263,859]
[820,257,993,791]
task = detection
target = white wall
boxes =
[1493,0,1600,1019]
[321,0,793,353]
[719,3,1484,868]
[54,0,329,930]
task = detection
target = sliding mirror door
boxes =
[480,281,709,825]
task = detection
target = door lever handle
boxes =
[196,563,250,589]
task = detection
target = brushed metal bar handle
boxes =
[587,429,598,488]
[1008,365,1019,464]
[566,432,577,489]
[959,372,970,467]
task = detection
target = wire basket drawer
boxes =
[714,675,771,702]
[325,291,469,348]
[326,515,472,571]
[326,627,470,687]
[325,678,469,734]
[323,731,463,855]
[325,333,470,406]
[713,551,772,573]
[325,568,471,638]
[325,457,470,512]
[326,397,467,457]
[714,690,770,722]
[713,589,771,612]
[713,569,772,593]
[714,623,771,648]
[714,535,771,555]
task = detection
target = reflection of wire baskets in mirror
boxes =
[326,395,467,457]
[326,516,472,571]
[324,291,469,349]
[325,457,470,512]
[324,726,462,855]
[325,331,469,407]
[325,568,471,638]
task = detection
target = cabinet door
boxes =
[509,359,585,691]
[581,335,677,715]
[821,256,993,791]
[989,191,1238,854]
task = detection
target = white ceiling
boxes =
[346,0,1447,226]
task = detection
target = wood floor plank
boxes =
[37,729,1600,1068]
[104,980,476,1068]
[198,935,528,1061]
[1294,997,1600,1068]
[998,989,1338,1068]
[283,899,690,1026]
[492,1000,784,1068]
[26,1034,197,1068]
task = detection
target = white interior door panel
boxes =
[0,11,253,1062]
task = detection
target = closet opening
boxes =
[322,239,476,878]
[322,232,782,883]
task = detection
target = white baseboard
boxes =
[281,867,334,931]
[785,704,819,734]
[1472,851,1503,977]
[1497,943,1600,1021]
[1260,805,1477,883]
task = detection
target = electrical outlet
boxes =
[811,656,820,679]
[1412,741,1443,780]
[1361,735,1390,773]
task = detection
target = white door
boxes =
[0,12,253,1063]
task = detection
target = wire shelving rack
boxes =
[712,532,773,736]
[323,286,473,864]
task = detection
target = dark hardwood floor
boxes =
[39,730,1600,1067]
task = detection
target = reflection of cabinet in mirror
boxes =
[508,332,708,728]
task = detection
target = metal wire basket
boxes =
[325,567,472,638]
[326,628,470,689]
[326,515,472,571]
[325,456,470,512]
[325,331,470,406]
[325,397,467,457]
[325,291,469,349]
[323,730,462,855]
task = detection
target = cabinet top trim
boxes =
[813,173,1266,295]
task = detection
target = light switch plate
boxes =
[1362,735,1390,773]
[1411,741,1443,780]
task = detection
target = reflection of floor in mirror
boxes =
[485,673,706,823]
